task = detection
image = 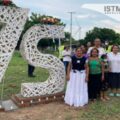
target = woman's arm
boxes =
[108,61,111,72]
[66,62,72,81]
[107,54,111,72]
[85,61,89,82]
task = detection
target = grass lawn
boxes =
[0,51,120,120]
[0,51,49,100]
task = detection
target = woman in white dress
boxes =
[107,45,120,97]
[64,47,88,107]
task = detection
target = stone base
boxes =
[11,92,65,108]
[0,100,18,112]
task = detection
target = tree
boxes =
[82,27,120,45]
[0,0,17,30]
[0,0,17,7]
[16,13,65,50]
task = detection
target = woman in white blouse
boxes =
[107,45,120,97]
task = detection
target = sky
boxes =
[12,0,120,40]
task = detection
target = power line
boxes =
[74,15,82,40]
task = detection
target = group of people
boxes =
[62,38,120,108]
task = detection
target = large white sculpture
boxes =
[0,6,28,82]
[0,6,65,98]
[20,25,65,97]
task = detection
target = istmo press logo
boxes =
[104,5,120,14]
[82,4,120,22]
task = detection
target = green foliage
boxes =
[0,0,17,7]
[0,0,17,30]
[61,32,77,46]
[16,13,65,50]
[0,51,49,99]
[81,27,120,45]
[37,39,54,50]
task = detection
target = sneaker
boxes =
[109,93,115,97]
[100,97,106,102]
[116,93,120,97]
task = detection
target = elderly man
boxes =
[87,38,105,57]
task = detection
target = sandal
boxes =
[104,96,110,100]
[100,97,106,102]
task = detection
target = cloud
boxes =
[64,24,95,40]
[77,14,96,19]
[12,0,120,40]
[82,4,120,22]
[70,19,120,40]
[13,0,80,21]
[77,14,90,19]
[99,19,120,33]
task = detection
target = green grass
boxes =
[0,51,120,120]
[0,51,49,99]
[80,99,120,120]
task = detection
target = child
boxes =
[64,47,88,107]
[101,54,110,101]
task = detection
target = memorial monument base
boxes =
[11,92,65,108]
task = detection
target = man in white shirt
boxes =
[87,38,105,57]
[62,46,71,73]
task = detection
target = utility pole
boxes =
[68,12,75,49]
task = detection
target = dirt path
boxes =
[0,102,83,120]
[0,102,120,120]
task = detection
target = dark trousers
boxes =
[28,64,35,76]
[88,74,102,99]
[63,61,69,73]
[101,72,109,91]
[109,73,120,89]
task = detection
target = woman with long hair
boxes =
[86,48,104,101]
[64,47,88,107]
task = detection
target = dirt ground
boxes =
[0,102,82,120]
[0,101,119,120]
